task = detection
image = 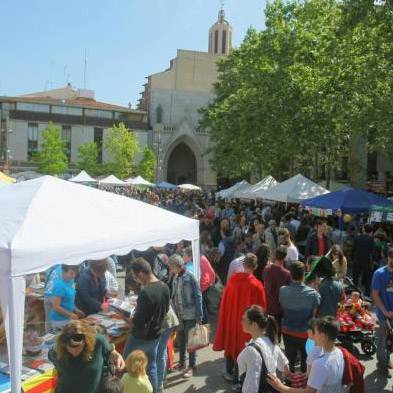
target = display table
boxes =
[0,301,136,393]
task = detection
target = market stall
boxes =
[215,180,250,199]
[253,174,329,203]
[69,170,97,183]
[126,176,155,187]
[0,176,200,393]
[156,181,177,190]
[370,205,393,223]
[233,176,277,200]
[302,187,393,214]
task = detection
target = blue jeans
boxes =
[157,327,174,389]
[178,319,197,368]
[123,335,160,392]
[376,321,390,368]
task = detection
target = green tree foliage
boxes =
[104,123,139,179]
[77,141,99,175]
[138,146,156,182]
[200,0,393,187]
[37,122,68,175]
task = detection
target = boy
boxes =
[267,316,345,393]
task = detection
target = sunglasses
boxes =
[63,333,85,346]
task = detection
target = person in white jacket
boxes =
[237,305,290,393]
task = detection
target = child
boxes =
[122,350,153,393]
[306,318,323,375]
[100,377,124,393]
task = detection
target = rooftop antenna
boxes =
[83,49,87,89]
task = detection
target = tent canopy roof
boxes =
[256,174,329,203]
[178,184,201,191]
[302,187,393,214]
[99,174,125,185]
[69,170,96,183]
[0,171,16,185]
[0,176,199,277]
[126,176,155,187]
[216,180,250,199]
[234,176,277,199]
[156,181,177,189]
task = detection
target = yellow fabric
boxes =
[0,171,15,184]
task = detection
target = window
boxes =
[27,123,38,160]
[94,127,103,163]
[156,105,163,124]
[214,30,219,54]
[17,102,50,113]
[222,30,227,54]
[52,106,83,116]
[62,125,72,161]
[85,109,113,119]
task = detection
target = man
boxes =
[280,262,321,373]
[252,222,266,251]
[268,316,344,393]
[182,246,194,275]
[279,228,299,268]
[353,224,374,296]
[226,253,246,282]
[371,248,393,378]
[213,253,266,384]
[75,260,108,316]
[168,254,202,378]
[305,219,332,259]
[265,219,279,260]
[262,246,291,329]
[123,258,170,392]
[218,227,236,285]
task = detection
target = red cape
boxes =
[213,272,267,359]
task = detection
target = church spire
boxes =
[208,3,232,55]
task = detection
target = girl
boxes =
[122,350,153,393]
[237,305,290,393]
[330,245,347,280]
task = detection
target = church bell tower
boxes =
[208,7,232,55]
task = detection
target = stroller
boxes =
[336,276,376,357]
[306,257,377,358]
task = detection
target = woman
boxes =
[49,320,125,393]
[168,254,203,378]
[49,265,83,331]
[254,244,271,283]
[330,245,347,280]
[237,305,290,393]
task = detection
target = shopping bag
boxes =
[187,324,210,353]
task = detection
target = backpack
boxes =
[240,342,279,393]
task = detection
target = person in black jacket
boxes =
[123,258,170,392]
[305,219,332,259]
[75,260,107,316]
[352,224,374,296]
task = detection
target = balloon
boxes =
[306,338,315,355]
[343,214,352,224]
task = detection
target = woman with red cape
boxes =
[213,253,267,384]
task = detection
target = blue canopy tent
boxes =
[156,181,177,189]
[302,187,393,214]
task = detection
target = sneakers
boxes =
[183,368,194,378]
[222,372,234,382]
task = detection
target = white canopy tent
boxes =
[99,174,126,186]
[0,176,200,392]
[254,174,329,203]
[126,176,155,187]
[233,176,277,199]
[69,170,97,183]
[215,180,250,199]
[178,184,202,191]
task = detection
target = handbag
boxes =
[187,324,210,353]
[239,342,279,393]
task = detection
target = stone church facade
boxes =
[139,10,232,188]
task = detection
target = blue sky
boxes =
[0,0,267,107]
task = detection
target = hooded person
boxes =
[213,253,267,384]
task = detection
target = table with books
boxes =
[0,295,137,393]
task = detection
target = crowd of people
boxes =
[40,189,393,393]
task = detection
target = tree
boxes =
[37,122,68,175]
[104,122,139,179]
[138,146,156,182]
[77,141,99,175]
